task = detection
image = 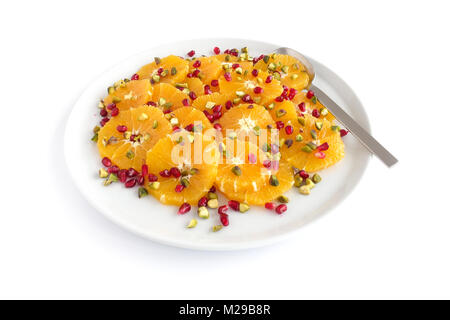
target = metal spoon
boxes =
[275,47,398,167]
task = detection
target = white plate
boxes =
[64,38,371,251]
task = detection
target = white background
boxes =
[1,0,449,299]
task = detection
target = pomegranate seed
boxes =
[157,67,164,75]
[252,69,259,77]
[299,170,309,179]
[204,85,212,95]
[108,165,119,174]
[131,73,139,80]
[100,118,109,127]
[212,104,222,113]
[106,103,116,110]
[170,167,181,178]
[111,108,119,117]
[209,186,216,193]
[285,125,294,135]
[182,98,190,106]
[213,47,220,54]
[189,91,197,100]
[211,79,219,87]
[102,157,112,167]
[224,72,232,81]
[275,204,287,214]
[220,214,229,226]
[224,49,230,54]
[118,169,127,183]
[137,175,145,185]
[175,184,184,192]
[253,86,263,94]
[228,200,240,211]
[242,94,251,103]
[141,164,148,178]
[298,102,306,112]
[159,169,171,177]
[214,123,222,130]
[193,69,201,77]
[198,196,208,207]
[218,205,228,215]
[187,72,193,78]
[265,75,273,83]
[163,109,172,114]
[193,60,201,68]
[306,90,315,99]
[187,50,195,57]
[275,96,284,102]
[148,174,158,182]
[126,168,138,177]
[314,151,326,159]
[213,111,222,120]
[265,202,275,210]
[312,109,320,118]
[230,49,238,57]
[340,129,349,137]
[100,109,108,117]
[263,160,272,168]
[178,203,191,215]
[276,121,285,130]
[116,125,127,133]
[232,63,240,69]
[225,100,233,110]
[317,142,329,151]
[185,123,194,131]
[129,134,136,142]
[125,179,137,188]
[172,126,180,132]
[288,88,297,100]
[147,101,157,106]
[206,113,215,122]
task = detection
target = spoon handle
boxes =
[310,84,398,167]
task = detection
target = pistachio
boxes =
[276,109,287,118]
[208,192,218,200]
[281,65,289,73]
[126,150,135,159]
[207,199,219,209]
[273,72,281,80]
[320,108,329,116]
[299,185,311,195]
[305,178,315,189]
[291,74,299,80]
[112,96,121,103]
[294,176,303,187]
[267,102,275,110]
[263,55,270,63]
[241,47,248,53]
[225,54,231,62]
[222,64,230,71]
[97,101,105,109]
[243,70,249,77]
[277,195,289,203]
[138,187,148,198]
[99,168,108,178]
[163,102,173,109]
[301,145,313,153]
[107,86,115,94]
[331,125,340,132]
[235,67,243,74]
[170,117,179,126]
[269,175,279,186]
[212,225,223,232]
[180,177,190,187]
[152,74,160,83]
[284,139,293,148]
[205,101,215,109]
[315,121,323,130]
[311,96,317,104]
[310,129,317,140]
[154,57,161,65]
[152,120,158,129]
[297,117,306,126]
[262,143,271,152]
[253,126,261,136]
[187,219,198,228]
[138,113,149,121]
[175,82,188,88]
[312,173,322,184]
[239,203,250,213]
[171,67,177,75]
[295,134,303,142]
[233,98,241,105]
[198,206,210,219]
[160,69,168,77]
[91,133,98,142]
[292,63,300,70]
[306,142,317,150]
[93,125,101,134]
[104,173,118,186]
[148,181,160,190]
[189,168,199,175]
[231,165,242,176]
[268,62,277,71]
[235,91,245,97]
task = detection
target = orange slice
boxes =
[192,92,232,113]
[103,79,152,111]
[137,55,189,85]
[189,56,222,85]
[171,107,213,133]
[151,83,189,112]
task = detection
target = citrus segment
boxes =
[189,56,222,85]
[137,55,189,85]
[103,79,152,111]
[192,92,232,113]
[171,107,213,132]
[151,83,190,112]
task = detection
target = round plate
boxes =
[64,38,371,250]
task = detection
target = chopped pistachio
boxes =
[212,225,223,232]
[301,145,313,153]
[104,173,118,186]
[295,134,303,142]
[160,69,168,77]
[198,206,210,219]
[292,63,300,70]
[239,203,250,213]
[158,97,167,106]
[299,185,311,195]
[205,101,215,109]
[281,65,289,73]
[152,120,158,129]
[243,70,249,76]
[112,96,121,103]
[268,62,277,71]
[154,57,161,65]
[187,219,198,228]
[171,67,177,75]
[262,143,271,152]
[208,192,218,200]
[148,181,160,190]
[273,72,281,80]
[235,91,245,97]
[138,187,148,198]
[152,74,160,83]
[170,117,179,126]
[222,64,230,71]
[277,195,289,203]
[189,168,199,175]
[107,86,115,94]
[97,101,105,109]
[315,121,323,130]
[231,165,242,176]
[263,55,270,63]
[291,74,299,80]
[235,67,243,74]
[225,54,231,62]
[311,96,317,104]
[331,125,340,132]
[312,173,322,184]
[298,116,306,126]
[187,133,195,143]
[99,168,108,178]
[320,108,329,116]
[93,126,101,134]
[294,176,303,187]
[267,102,275,110]
[310,129,317,140]
[180,177,190,187]
[126,150,135,159]
[233,98,241,105]
[241,47,248,53]
[276,109,287,118]
[175,82,188,88]
[306,142,317,150]
[253,126,261,136]
[269,175,279,186]
[138,113,149,121]
[305,178,315,189]
[91,133,98,142]
[207,199,219,209]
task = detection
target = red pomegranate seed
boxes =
[198,196,208,207]
[157,67,164,75]
[182,98,190,106]
[275,96,284,102]
[299,170,309,179]
[212,104,222,113]
[211,79,219,87]
[163,109,172,114]
[298,102,306,112]
[126,168,138,177]
[224,49,230,54]
[100,108,108,117]
[111,108,119,117]
[100,118,109,127]
[242,94,251,103]
[108,165,119,174]
[224,72,232,81]
[288,88,298,100]
[209,185,216,193]
[276,121,285,130]
[125,179,137,188]
[189,91,197,100]
[218,205,228,215]
[206,113,215,122]
[312,109,320,118]
[178,203,191,215]
[340,129,349,137]
[193,69,201,77]
[148,174,158,182]
[232,63,240,69]
[213,111,222,120]
[159,169,171,177]
[306,90,315,99]
[187,72,193,78]
[118,169,127,183]
[214,123,222,130]
[137,175,145,185]
[116,125,127,133]
[204,85,212,95]
[193,60,201,68]
[225,100,233,110]
[275,204,287,214]
[175,184,184,192]
[251,69,259,77]
[263,160,272,168]
[253,86,263,94]
[317,142,329,151]
[228,200,240,211]
[265,202,275,210]
[185,123,194,131]
[172,126,181,132]
[314,151,326,159]
[102,157,112,167]
[147,101,157,107]
[220,214,229,226]
[265,75,273,83]
[131,73,139,80]
[230,49,238,57]
[285,125,294,135]
[141,164,148,178]
[129,134,136,142]
[187,50,195,57]
[213,47,220,54]
[106,103,116,110]
[170,167,181,178]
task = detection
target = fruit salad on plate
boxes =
[91,47,348,231]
